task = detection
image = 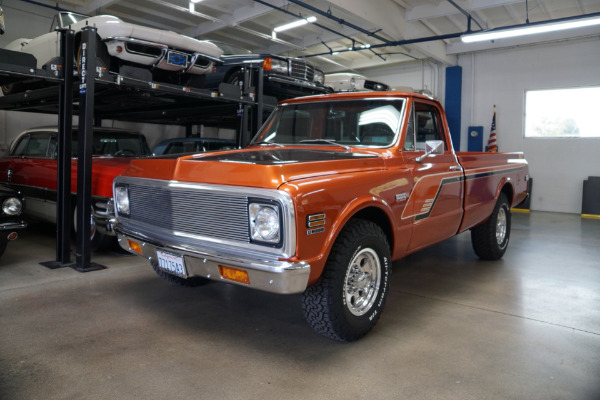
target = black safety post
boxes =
[255,66,264,135]
[40,28,75,270]
[74,25,105,272]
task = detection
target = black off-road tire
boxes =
[471,193,511,260]
[150,260,211,288]
[301,219,391,342]
[0,236,7,257]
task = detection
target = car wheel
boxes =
[471,193,511,260]
[1,82,25,95]
[0,235,7,257]
[150,259,211,288]
[226,70,247,88]
[73,205,112,252]
[301,219,391,342]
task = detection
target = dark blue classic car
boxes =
[205,42,332,100]
[0,184,26,256]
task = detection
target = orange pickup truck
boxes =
[113,91,529,341]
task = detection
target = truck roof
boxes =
[279,90,436,105]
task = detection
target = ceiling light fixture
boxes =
[461,14,600,43]
[273,16,317,33]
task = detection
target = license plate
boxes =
[167,50,188,67]
[156,250,187,277]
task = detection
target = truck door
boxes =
[402,100,464,252]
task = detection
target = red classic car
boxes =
[0,126,151,249]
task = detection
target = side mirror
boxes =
[416,140,444,162]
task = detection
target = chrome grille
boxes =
[290,59,315,81]
[128,183,250,243]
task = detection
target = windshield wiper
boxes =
[299,139,350,151]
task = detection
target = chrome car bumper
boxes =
[115,225,311,295]
[0,220,27,231]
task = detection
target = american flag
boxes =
[487,106,498,152]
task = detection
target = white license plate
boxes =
[156,250,187,277]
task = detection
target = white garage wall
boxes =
[366,36,600,214]
[457,37,600,214]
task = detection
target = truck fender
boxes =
[315,195,395,278]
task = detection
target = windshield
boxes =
[210,41,252,55]
[251,99,405,147]
[73,130,152,157]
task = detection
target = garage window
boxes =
[524,86,600,138]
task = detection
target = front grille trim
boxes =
[114,177,297,258]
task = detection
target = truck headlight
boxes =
[2,197,22,216]
[263,57,289,75]
[249,202,281,245]
[114,185,130,217]
[314,69,324,84]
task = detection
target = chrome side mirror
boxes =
[0,7,5,35]
[416,140,444,162]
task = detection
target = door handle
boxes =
[449,165,462,171]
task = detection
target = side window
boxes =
[12,135,30,156]
[25,132,52,156]
[404,105,415,150]
[414,102,447,151]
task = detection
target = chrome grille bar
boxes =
[128,183,250,243]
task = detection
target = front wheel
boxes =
[301,219,391,342]
[471,193,511,260]
[0,236,7,257]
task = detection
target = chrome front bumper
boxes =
[115,225,310,294]
[0,220,27,231]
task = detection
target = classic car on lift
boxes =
[325,73,390,92]
[0,126,151,250]
[0,184,26,257]
[203,42,332,100]
[2,11,223,94]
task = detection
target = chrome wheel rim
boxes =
[343,248,381,316]
[496,207,507,246]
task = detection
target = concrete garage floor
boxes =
[1,212,599,400]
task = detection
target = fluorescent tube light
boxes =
[461,15,600,43]
[273,16,316,33]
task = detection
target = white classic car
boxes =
[3,12,223,93]
[325,73,390,92]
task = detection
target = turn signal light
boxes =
[116,45,123,53]
[7,232,18,241]
[218,265,250,284]
[262,57,272,71]
[127,239,143,255]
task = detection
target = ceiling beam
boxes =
[77,0,121,15]
[324,0,457,66]
[406,0,526,21]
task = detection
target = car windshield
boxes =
[73,130,152,157]
[210,41,252,55]
[51,12,88,31]
[251,99,406,147]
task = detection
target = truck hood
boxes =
[124,148,384,189]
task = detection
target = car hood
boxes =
[123,148,385,189]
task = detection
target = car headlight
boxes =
[249,202,281,245]
[263,57,289,75]
[314,69,324,84]
[114,185,130,217]
[2,197,22,216]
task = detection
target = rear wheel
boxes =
[471,193,511,260]
[302,219,391,342]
